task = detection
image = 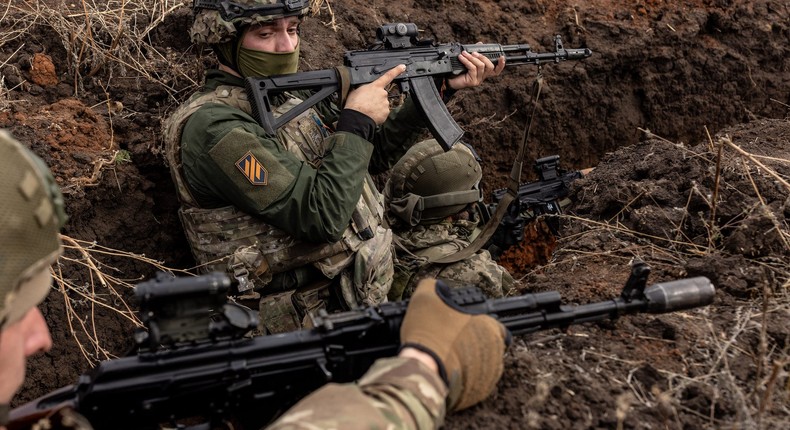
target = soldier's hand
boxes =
[447,46,505,90]
[400,278,510,411]
[343,64,405,125]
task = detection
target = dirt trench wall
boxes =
[3,0,789,420]
[294,0,790,189]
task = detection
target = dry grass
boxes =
[528,129,790,429]
[1,0,200,101]
[53,234,193,365]
[310,0,339,31]
[0,0,338,105]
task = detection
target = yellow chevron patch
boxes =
[236,151,268,186]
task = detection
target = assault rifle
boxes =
[486,155,588,259]
[245,23,592,150]
[10,265,714,430]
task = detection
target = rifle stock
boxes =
[246,23,592,150]
[11,264,713,430]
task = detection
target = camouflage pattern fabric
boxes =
[10,407,94,430]
[389,215,512,301]
[267,356,447,430]
[190,0,311,45]
[162,71,430,333]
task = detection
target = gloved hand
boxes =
[400,278,511,411]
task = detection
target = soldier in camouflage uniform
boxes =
[385,139,514,301]
[0,130,91,429]
[1,131,510,430]
[162,0,504,333]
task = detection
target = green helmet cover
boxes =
[190,0,311,45]
[387,139,483,226]
[0,130,66,330]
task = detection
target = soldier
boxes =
[0,131,509,430]
[385,139,514,300]
[162,0,504,332]
[0,130,85,429]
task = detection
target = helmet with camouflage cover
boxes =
[386,139,483,226]
[190,0,312,45]
[0,130,66,330]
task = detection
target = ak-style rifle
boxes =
[246,23,592,150]
[11,263,713,430]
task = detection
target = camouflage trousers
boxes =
[260,226,394,333]
[389,220,513,301]
[267,357,448,430]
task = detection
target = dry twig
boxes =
[52,233,194,365]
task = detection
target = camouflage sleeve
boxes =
[181,103,374,243]
[266,357,448,430]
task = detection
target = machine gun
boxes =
[485,155,588,259]
[10,264,713,430]
[245,23,592,150]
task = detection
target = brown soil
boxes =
[2,0,789,428]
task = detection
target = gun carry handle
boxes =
[245,69,340,135]
[409,76,464,151]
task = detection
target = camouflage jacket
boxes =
[162,70,427,330]
[173,70,426,236]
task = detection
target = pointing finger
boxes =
[373,64,407,87]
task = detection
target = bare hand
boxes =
[343,64,406,125]
[447,47,505,90]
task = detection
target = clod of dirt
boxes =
[30,53,58,87]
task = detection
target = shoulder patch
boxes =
[236,151,268,186]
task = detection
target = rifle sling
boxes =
[431,72,544,265]
[335,66,352,108]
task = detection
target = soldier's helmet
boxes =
[386,139,483,227]
[0,130,66,330]
[190,0,311,45]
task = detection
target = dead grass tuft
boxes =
[54,234,193,365]
[543,128,790,428]
[2,0,200,100]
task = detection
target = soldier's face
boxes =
[0,306,52,403]
[242,16,300,53]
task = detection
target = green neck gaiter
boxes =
[237,40,300,78]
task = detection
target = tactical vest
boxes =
[163,85,393,312]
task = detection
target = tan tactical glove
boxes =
[400,278,511,411]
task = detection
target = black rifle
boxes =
[245,23,592,150]
[10,265,713,430]
[485,155,586,259]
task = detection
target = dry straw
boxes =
[54,234,195,365]
[534,128,790,428]
[2,0,199,100]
